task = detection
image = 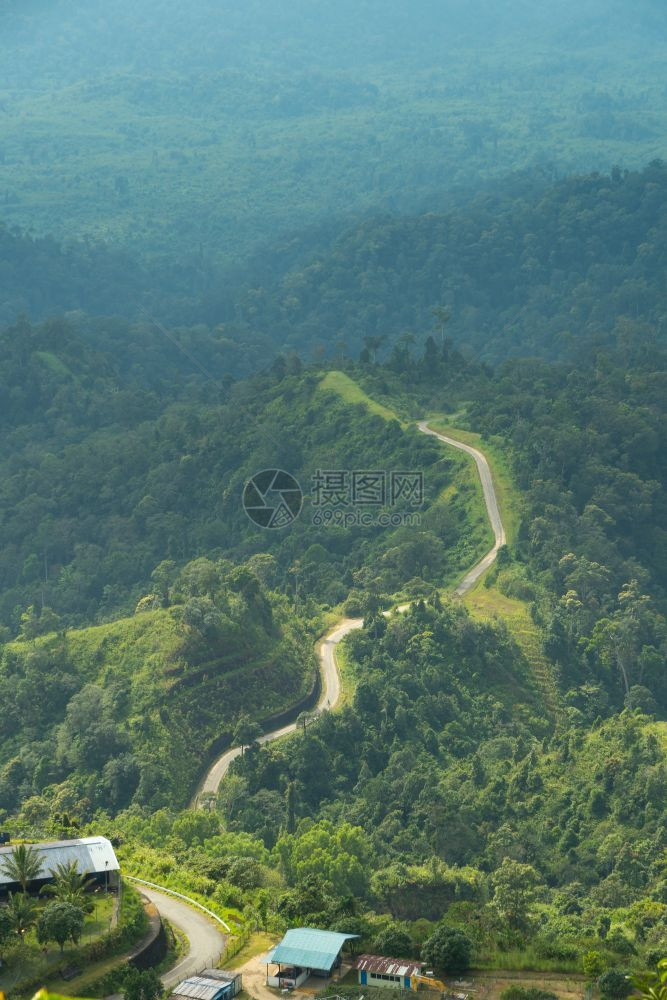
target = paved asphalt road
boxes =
[417,420,506,594]
[150,420,505,995]
[139,886,227,989]
[195,422,504,801]
[195,616,363,800]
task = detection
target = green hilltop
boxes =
[0,564,314,815]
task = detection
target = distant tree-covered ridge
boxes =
[227,161,667,363]
[4,162,667,368]
[1,0,665,265]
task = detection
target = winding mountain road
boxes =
[417,420,506,594]
[137,885,227,988]
[196,419,505,802]
[151,418,505,987]
[195,617,364,801]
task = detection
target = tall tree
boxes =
[37,900,85,954]
[431,306,451,347]
[233,714,263,756]
[7,891,37,943]
[286,780,298,835]
[1,843,42,892]
[491,857,541,930]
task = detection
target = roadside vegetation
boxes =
[0,878,146,999]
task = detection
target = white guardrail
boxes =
[126,875,232,932]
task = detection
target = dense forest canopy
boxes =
[4,162,667,368]
[0,1,666,991]
[0,0,666,268]
[0,328,489,632]
[223,161,667,362]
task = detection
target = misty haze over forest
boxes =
[0,3,666,993]
[1,0,666,264]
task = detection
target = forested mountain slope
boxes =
[217,352,666,970]
[225,161,667,362]
[1,337,665,977]
[4,162,667,369]
[0,560,315,816]
[357,332,667,715]
[0,320,488,632]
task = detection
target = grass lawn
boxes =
[223,932,278,970]
[319,371,403,424]
[0,894,115,995]
[330,637,356,710]
[473,949,582,974]
[463,580,561,722]
[46,949,126,997]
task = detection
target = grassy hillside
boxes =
[0,561,315,815]
[0,359,496,820]
[320,372,493,592]
[0,330,489,632]
[319,371,403,424]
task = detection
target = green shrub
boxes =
[500,988,559,1000]
[599,969,632,1000]
[422,926,472,975]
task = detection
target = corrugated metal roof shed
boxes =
[201,971,240,983]
[170,977,227,1000]
[0,837,119,887]
[266,928,358,972]
[356,954,425,977]
[170,972,242,1000]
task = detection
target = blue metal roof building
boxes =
[265,928,358,986]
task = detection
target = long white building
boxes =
[0,836,120,893]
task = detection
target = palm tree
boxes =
[631,959,667,1000]
[1,843,42,893]
[43,860,94,912]
[7,891,37,943]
